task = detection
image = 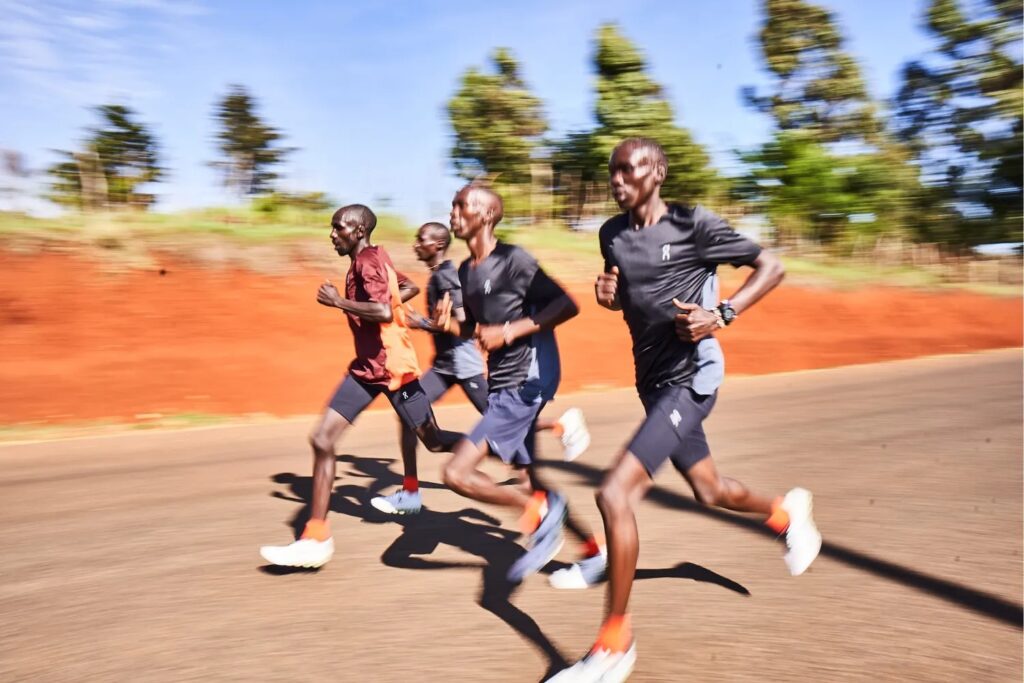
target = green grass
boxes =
[1,209,1018,294]
[782,255,1021,296]
[0,207,416,244]
[782,255,940,287]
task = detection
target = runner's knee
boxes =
[692,478,725,506]
[441,460,469,492]
[596,480,630,518]
[309,432,334,456]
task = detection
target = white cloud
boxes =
[0,0,205,105]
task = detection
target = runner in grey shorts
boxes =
[434,185,592,584]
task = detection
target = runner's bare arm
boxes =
[317,281,393,323]
[398,281,420,303]
[723,250,785,314]
[673,251,785,343]
[476,291,579,351]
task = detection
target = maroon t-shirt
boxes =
[344,246,420,389]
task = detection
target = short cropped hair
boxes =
[333,204,377,234]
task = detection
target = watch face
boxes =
[721,306,736,323]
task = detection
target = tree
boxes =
[213,85,292,196]
[447,48,547,186]
[737,130,853,243]
[554,24,717,218]
[737,130,919,246]
[738,0,928,248]
[743,0,881,144]
[47,104,164,210]
[892,0,1022,247]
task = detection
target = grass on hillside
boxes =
[0,208,1018,295]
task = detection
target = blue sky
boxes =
[1,0,933,221]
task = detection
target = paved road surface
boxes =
[1,350,1020,682]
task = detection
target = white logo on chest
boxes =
[669,409,681,428]
[484,279,491,294]
[661,244,671,261]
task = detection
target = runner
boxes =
[371,222,591,516]
[548,138,822,682]
[434,184,593,583]
[260,204,461,569]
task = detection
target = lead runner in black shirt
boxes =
[549,139,823,683]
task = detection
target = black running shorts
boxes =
[626,386,718,476]
[328,374,434,429]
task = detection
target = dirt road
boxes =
[1,350,1020,682]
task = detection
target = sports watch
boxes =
[717,299,737,326]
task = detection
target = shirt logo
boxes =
[661,244,671,261]
[402,391,409,400]
[669,409,681,428]
[484,279,492,295]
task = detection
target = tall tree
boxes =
[213,85,292,196]
[47,104,164,210]
[447,48,547,186]
[892,0,1022,247]
[554,23,717,217]
[743,0,881,144]
[738,0,926,247]
[736,130,919,245]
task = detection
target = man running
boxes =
[435,184,592,583]
[260,204,461,569]
[549,138,822,682]
[371,222,591,516]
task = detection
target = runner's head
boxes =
[608,138,667,211]
[330,204,377,256]
[450,184,503,240]
[413,221,451,263]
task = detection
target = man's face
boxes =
[608,144,664,211]
[449,187,487,240]
[330,213,362,256]
[413,226,443,262]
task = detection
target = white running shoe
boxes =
[370,489,422,515]
[781,487,822,576]
[549,549,608,589]
[557,408,591,462]
[259,537,335,568]
[546,643,637,682]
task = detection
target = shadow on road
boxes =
[262,453,752,679]
[542,459,1023,629]
[263,454,568,678]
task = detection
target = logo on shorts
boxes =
[661,244,671,261]
[469,382,478,389]
[484,279,492,295]
[669,409,681,428]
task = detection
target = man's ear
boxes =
[655,162,667,184]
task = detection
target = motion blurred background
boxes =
[1,0,1021,434]
[1,5,1021,681]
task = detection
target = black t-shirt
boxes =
[426,261,465,375]
[459,242,565,391]
[599,204,761,394]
